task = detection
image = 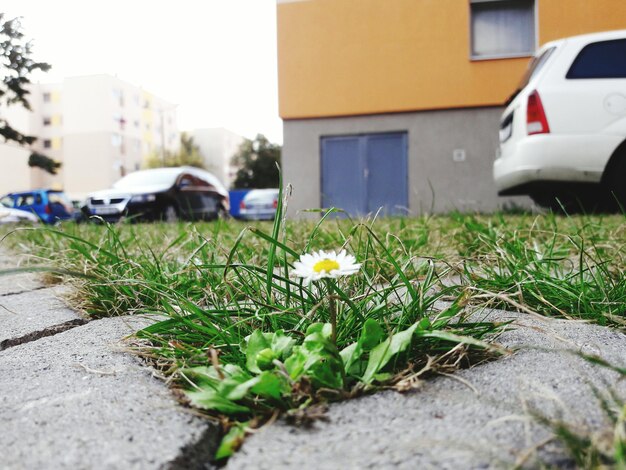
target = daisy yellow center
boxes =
[313,259,340,273]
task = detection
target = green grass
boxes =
[1,209,624,461]
[452,213,626,328]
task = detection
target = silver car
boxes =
[239,189,280,221]
[0,203,40,224]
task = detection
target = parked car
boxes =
[0,189,76,224]
[0,202,40,224]
[82,166,230,223]
[493,29,626,211]
[239,189,280,220]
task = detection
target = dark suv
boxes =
[82,167,230,223]
[0,189,76,224]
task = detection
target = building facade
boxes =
[191,128,244,188]
[0,74,179,199]
[277,0,626,216]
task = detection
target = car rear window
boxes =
[567,38,626,79]
[517,46,556,90]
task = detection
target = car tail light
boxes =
[273,199,278,209]
[526,90,550,135]
[45,204,52,214]
[240,200,246,210]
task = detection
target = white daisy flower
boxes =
[292,249,361,286]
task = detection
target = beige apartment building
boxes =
[0,74,179,200]
[191,128,244,188]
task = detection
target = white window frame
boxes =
[469,0,538,61]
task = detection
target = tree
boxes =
[0,14,59,174]
[145,132,206,169]
[231,134,281,189]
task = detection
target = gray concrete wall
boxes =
[282,107,533,217]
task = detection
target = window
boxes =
[43,92,51,103]
[470,0,535,59]
[43,139,52,149]
[113,114,126,130]
[43,117,51,126]
[567,39,626,79]
[17,194,41,206]
[112,88,124,107]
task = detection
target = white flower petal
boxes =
[292,248,361,283]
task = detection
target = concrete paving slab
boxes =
[227,311,626,469]
[0,272,44,296]
[0,286,83,349]
[0,315,217,470]
[0,247,44,295]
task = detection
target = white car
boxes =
[0,204,40,224]
[239,189,280,220]
[494,29,626,211]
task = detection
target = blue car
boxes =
[0,189,76,224]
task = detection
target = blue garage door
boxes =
[321,132,408,217]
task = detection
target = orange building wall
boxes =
[277,0,626,120]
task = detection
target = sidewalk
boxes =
[1,250,625,469]
[0,253,218,470]
[228,311,626,469]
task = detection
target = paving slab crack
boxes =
[0,285,49,297]
[165,422,220,470]
[0,318,89,351]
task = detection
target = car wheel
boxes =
[163,204,179,222]
[217,204,230,220]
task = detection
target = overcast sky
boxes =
[2,0,282,143]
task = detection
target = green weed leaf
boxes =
[245,330,272,374]
[361,323,418,384]
[360,318,384,350]
[215,421,249,460]
[250,371,289,400]
[185,388,250,415]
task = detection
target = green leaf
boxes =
[180,366,221,390]
[245,330,271,374]
[256,348,277,371]
[215,422,249,460]
[373,372,393,382]
[182,364,248,390]
[284,327,345,389]
[360,318,384,350]
[185,389,250,415]
[417,317,432,330]
[305,322,333,339]
[250,371,288,400]
[225,376,261,401]
[340,319,384,376]
[339,342,359,370]
[284,348,307,380]
[308,358,344,389]
[224,371,288,402]
[271,330,296,359]
[361,323,418,384]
